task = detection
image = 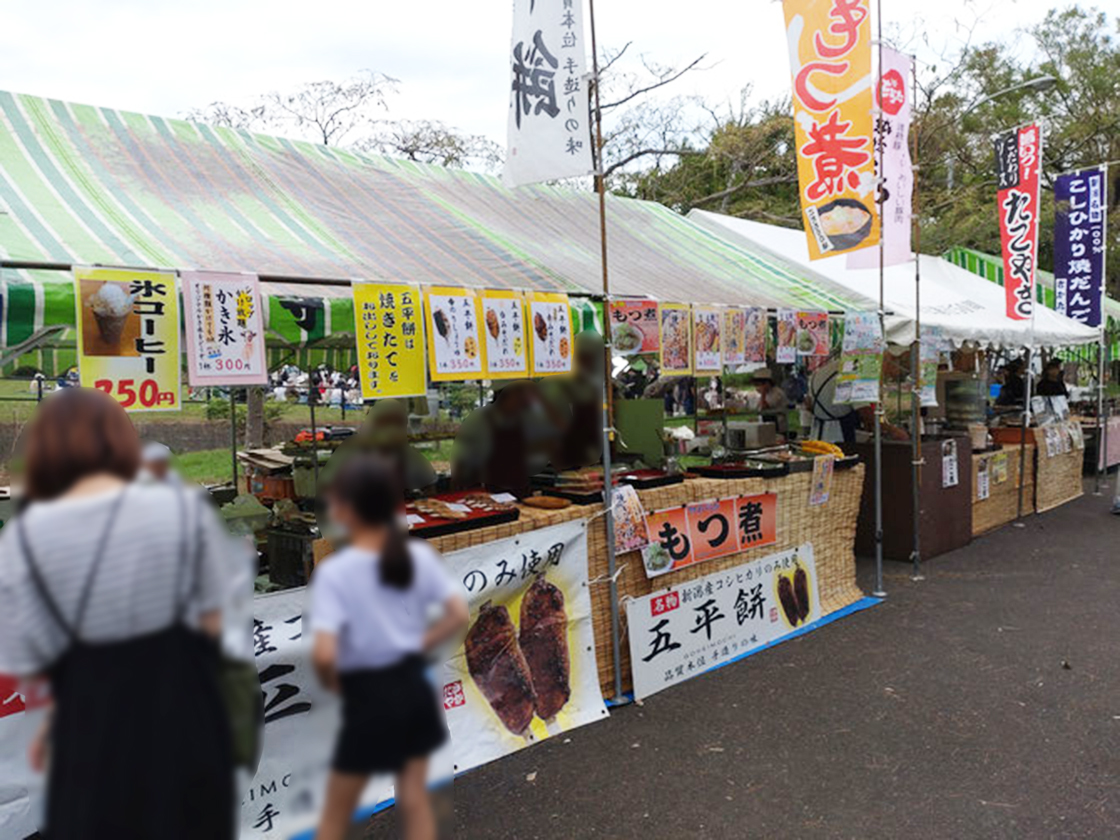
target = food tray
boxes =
[751,454,814,474]
[406,491,521,539]
[694,462,790,479]
[542,487,604,505]
[834,454,862,471]
[617,469,685,490]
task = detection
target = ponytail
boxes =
[327,454,414,589]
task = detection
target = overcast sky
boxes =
[2,0,1069,146]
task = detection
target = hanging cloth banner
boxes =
[353,283,427,399]
[847,45,914,269]
[503,0,594,187]
[994,123,1042,321]
[1054,167,1107,328]
[423,287,487,382]
[480,289,530,378]
[182,271,267,387]
[74,266,180,411]
[782,0,880,260]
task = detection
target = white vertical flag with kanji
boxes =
[503,0,594,187]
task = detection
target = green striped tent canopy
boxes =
[0,88,868,375]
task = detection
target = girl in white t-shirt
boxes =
[309,455,467,840]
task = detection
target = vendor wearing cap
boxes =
[748,368,789,435]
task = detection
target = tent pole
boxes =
[588,0,623,703]
[1096,327,1106,493]
[230,388,239,493]
[871,0,886,598]
[909,54,923,581]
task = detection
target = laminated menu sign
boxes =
[442,521,608,774]
[480,289,528,378]
[744,307,768,363]
[612,484,651,554]
[693,305,722,372]
[919,325,946,407]
[941,439,959,487]
[660,303,693,375]
[609,298,660,355]
[776,308,798,363]
[796,311,830,356]
[353,283,427,399]
[991,451,1009,484]
[977,457,991,500]
[835,311,884,404]
[627,543,820,699]
[526,291,573,375]
[809,455,835,506]
[182,271,267,387]
[74,266,180,411]
[423,287,486,381]
[722,308,748,366]
[641,492,777,578]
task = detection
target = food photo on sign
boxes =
[609,298,661,355]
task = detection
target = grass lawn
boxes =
[175,448,237,485]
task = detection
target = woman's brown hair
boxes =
[23,387,141,501]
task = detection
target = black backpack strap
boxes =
[18,487,128,643]
[172,484,204,624]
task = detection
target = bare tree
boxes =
[365,119,504,172]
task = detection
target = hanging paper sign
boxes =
[1054,167,1106,327]
[641,505,693,577]
[181,271,267,387]
[736,492,778,550]
[612,484,651,554]
[480,289,529,378]
[994,123,1042,320]
[503,0,593,187]
[353,283,427,399]
[74,266,180,411]
[941,438,959,487]
[796,311,830,356]
[918,326,947,407]
[423,287,486,381]
[991,451,1010,484]
[776,308,798,364]
[835,311,883,404]
[783,0,879,260]
[526,291,573,375]
[685,497,739,563]
[976,457,991,500]
[721,308,748,367]
[744,307,768,364]
[809,455,835,506]
[847,46,914,269]
[693,306,723,372]
[626,544,820,700]
[659,303,693,376]
[608,298,660,355]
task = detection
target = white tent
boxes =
[688,211,1099,350]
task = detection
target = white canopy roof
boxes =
[688,211,1099,350]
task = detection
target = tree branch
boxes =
[602,147,702,178]
[691,175,798,208]
[600,54,708,112]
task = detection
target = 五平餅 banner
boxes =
[503,0,593,187]
[1054,167,1107,327]
[994,123,1042,321]
[353,283,427,399]
[847,45,914,269]
[181,271,267,387]
[783,0,880,260]
[74,266,180,411]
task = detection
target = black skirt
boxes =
[333,655,448,775]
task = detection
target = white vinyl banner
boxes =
[626,544,820,700]
[503,0,594,187]
[439,520,609,773]
[0,677,44,839]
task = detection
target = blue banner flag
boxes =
[1054,167,1107,327]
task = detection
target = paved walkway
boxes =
[368,484,1120,839]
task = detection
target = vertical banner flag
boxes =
[353,283,427,399]
[480,289,530,378]
[504,0,593,187]
[1054,167,1107,327]
[74,266,180,411]
[608,298,661,355]
[526,291,573,375]
[994,123,1042,320]
[783,0,879,260]
[848,46,914,269]
[423,287,486,381]
[181,271,267,387]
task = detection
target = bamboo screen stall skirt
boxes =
[972,444,1035,537]
[428,466,866,696]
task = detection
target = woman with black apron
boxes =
[0,388,235,840]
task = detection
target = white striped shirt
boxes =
[0,482,231,676]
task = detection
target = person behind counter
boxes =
[1036,358,1069,397]
[996,359,1027,407]
[747,368,789,435]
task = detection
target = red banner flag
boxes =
[994,124,1042,320]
